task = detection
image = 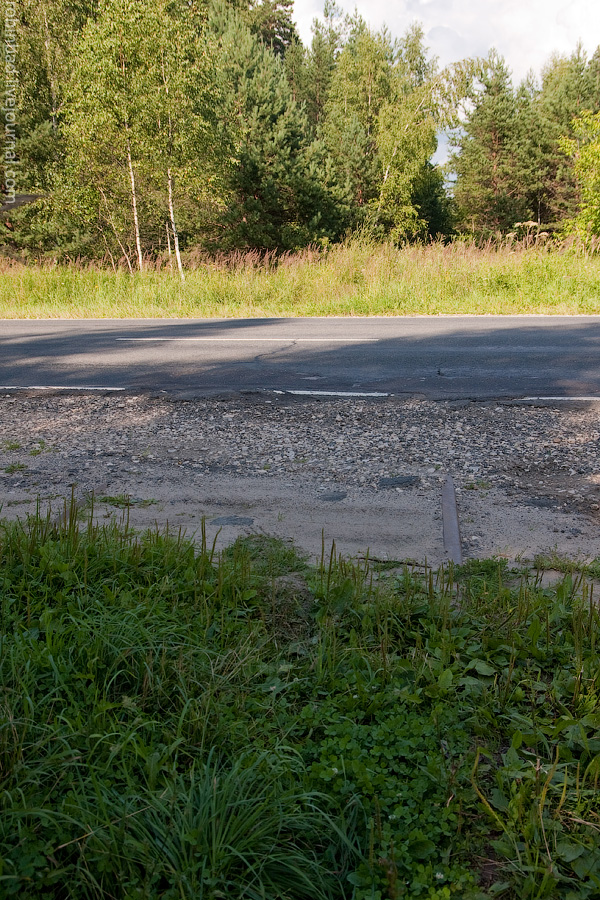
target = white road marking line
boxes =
[519,396,600,401]
[272,389,390,397]
[0,385,125,391]
[115,337,379,342]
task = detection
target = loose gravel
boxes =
[1,391,599,561]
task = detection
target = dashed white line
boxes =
[0,385,125,392]
[115,337,378,342]
[272,389,390,397]
[519,396,600,401]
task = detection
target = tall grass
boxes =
[1,239,599,317]
[1,510,600,897]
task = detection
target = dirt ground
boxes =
[0,390,598,566]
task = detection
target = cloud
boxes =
[425,25,479,65]
[293,0,600,84]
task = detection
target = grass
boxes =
[93,493,159,509]
[1,240,599,318]
[1,507,600,898]
[533,550,600,580]
[4,462,26,473]
[29,440,49,457]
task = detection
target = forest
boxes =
[3,0,600,271]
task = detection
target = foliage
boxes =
[1,508,600,898]
[563,111,600,239]
[205,2,347,251]
[5,0,600,256]
[450,44,600,238]
[61,0,227,270]
[450,52,527,237]
[246,0,299,57]
[526,45,600,227]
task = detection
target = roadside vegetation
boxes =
[1,239,599,318]
[2,504,600,898]
[6,1,600,267]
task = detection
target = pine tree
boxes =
[283,36,307,103]
[411,163,454,239]
[322,18,392,220]
[207,3,344,250]
[522,45,600,228]
[246,0,298,57]
[303,3,345,131]
[451,52,526,236]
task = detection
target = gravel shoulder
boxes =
[1,390,599,565]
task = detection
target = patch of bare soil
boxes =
[0,391,598,565]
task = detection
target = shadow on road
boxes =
[1,317,599,399]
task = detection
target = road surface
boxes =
[1,316,599,400]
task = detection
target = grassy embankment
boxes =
[1,504,600,898]
[1,240,599,317]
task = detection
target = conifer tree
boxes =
[322,18,392,220]
[303,3,346,131]
[246,0,298,57]
[283,36,307,103]
[207,2,344,250]
[451,52,526,236]
[523,46,600,227]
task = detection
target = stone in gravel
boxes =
[212,515,254,525]
[378,476,421,488]
[527,497,556,509]
[320,491,347,502]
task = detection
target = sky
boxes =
[292,0,600,86]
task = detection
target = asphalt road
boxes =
[1,316,599,400]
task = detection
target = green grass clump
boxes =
[1,510,600,898]
[93,493,159,509]
[3,462,26,473]
[0,240,599,317]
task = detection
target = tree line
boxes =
[3,0,600,268]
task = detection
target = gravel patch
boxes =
[1,391,598,562]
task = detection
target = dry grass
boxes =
[1,238,599,317]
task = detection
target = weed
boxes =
[2,440,21,451]
[4,462,26,473]
[0,509,598,898]
[534,550,600,580]
[95,493,158,509]
[29,440,48,457]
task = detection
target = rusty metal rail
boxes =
[442,475,463,565]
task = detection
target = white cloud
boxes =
[293,0,600,84]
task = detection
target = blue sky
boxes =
[292,0,600,85]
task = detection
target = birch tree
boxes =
[64,0,226,270]
[142,3,228,279]
[64,0,154,269]
[374,39,478,240]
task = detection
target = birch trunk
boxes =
[126,132,144,272]
[166,221,172,265]
[167,167,185,281]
